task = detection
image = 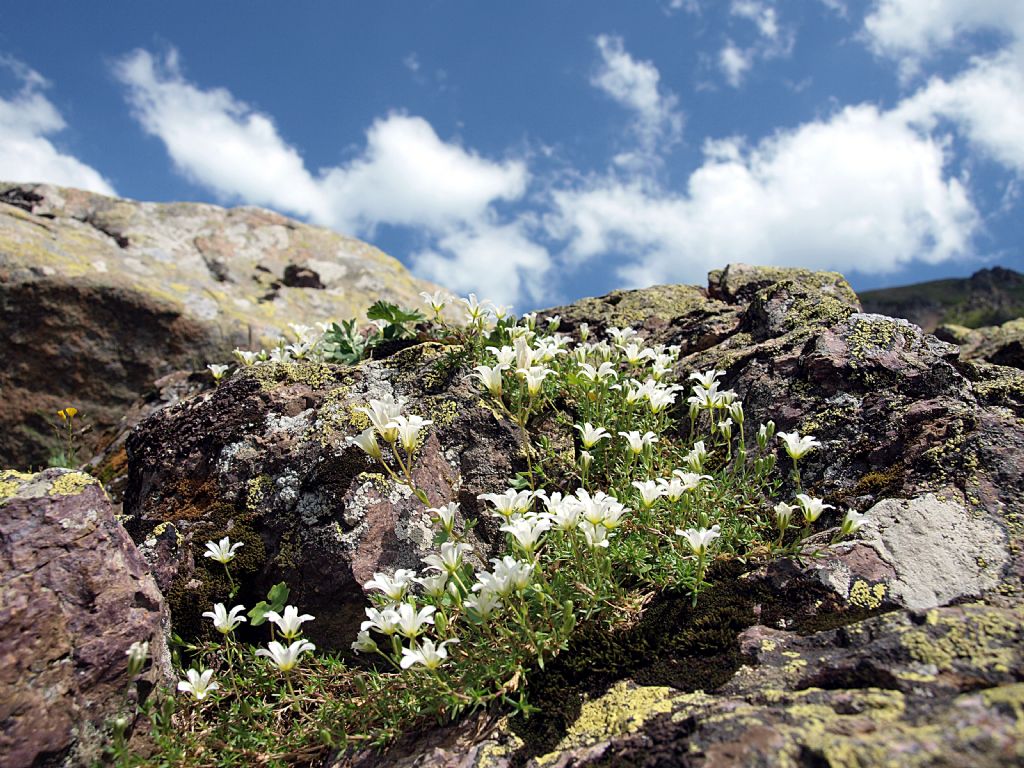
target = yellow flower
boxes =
[58,407,78,421]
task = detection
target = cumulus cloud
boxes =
[114,48,545,306]
[864,0,1024,63]
[591,35,683,168]
[718,1,794,88]
[719,42,754,88]
[0,55,115,194]
[549,102,977,287]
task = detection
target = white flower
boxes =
[718,417,734,440]
[203,537,243,564]
[289,323,314,342]
[541,492,582,531]
[126,640,149,676]
[428,501,459,531]
[607,326,639,345]
[575,489,628,530]
[400,638,459,670]
[688,369,726,388]
[579,450,593,469]
[774,501,797,529]
[757,421,776,449]
[676,525,721,557]
[422,541,474,574]
[578,322,590,341]
[347,427,382,460]
[491,555,534,591]
[256,639,315,672]
[202,603,247,635]
[487,345,517,368]
[795,494,834,523]
[351,630,378,654]
[415,571,449,598]
[728,402,745,425]
[233,349,258,366]
[471,364,504,397]
[420,290,448,316]
[619,430,659,454]
[841,509,867,536]
[364,569,417,601]
[647,387,678,414]
[685,442,708,472]
[517,365,554,396]
[478,489,534,518]
[575,422,611,449]
[465,590,503,619]
[177,668,219,701]
[778,431,821,460]
[579,521,611,549]
[207,364,229,381]
[662,471,712,499]
[395,602,436,639]
[578,362,618,382]
[500,516,551,555]
[621,342,655,365]
[265,605,314,640]
[361,606,401,635]
[460,293,490,323]
[631,480,663,508]
[356,396,407,443]
[387,414,433,453]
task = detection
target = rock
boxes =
[0,469,170,768]
[935,317,1024,370]
[122,346,523,650]
[117,263,1024,764]
[0,181,447,469]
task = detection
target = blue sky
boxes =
[1,1,1021,310]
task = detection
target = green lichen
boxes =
[785,292,856,333]
[845,315,918,364]
[49,471,98,497]
[849,579,888,610]
[245,360,342,392]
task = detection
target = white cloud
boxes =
[731,0,780,41]
[719,42,754,87]
[113,47,546,307]
[895,51,1024,173]
[718,1,795,88]
[550,102,977,288]
[864,0,1024,63]
[413,221,552,308]
[591,35,683,167]
[0,56,115,195]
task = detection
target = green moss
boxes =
[852,466,905,498]
[48,471,98,497]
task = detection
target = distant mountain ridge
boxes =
[859,267,1024,333]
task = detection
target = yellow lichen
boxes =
[49,472,99,497]
[849,579,887,609]
[536,681,675,766]
[901,604,1022,673]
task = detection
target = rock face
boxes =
[859,266,1024,333]
[936,317,1024,370]
[119,263,1024,765]
[0,469,170,768]
[0,181,445,469]
[122,348,524,650]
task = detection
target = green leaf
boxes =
[366,300,425,326]
[248,600,271,626]
[267,581,290,611]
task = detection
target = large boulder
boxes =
[119,264,1024,764]
[0,181,446,469]
[0,469,170,768]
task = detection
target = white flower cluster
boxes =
[347,394,434,460]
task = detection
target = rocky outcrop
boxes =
[115,263,1024,765]
[936,317,1024,370]
[0,181,446,469]
[0,469,170,768]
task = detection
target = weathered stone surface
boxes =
[0,469,170,768]
[122,346,523,650]
[119,263,1024,765]
[0,181,446,469]
[936,317,1024,370]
